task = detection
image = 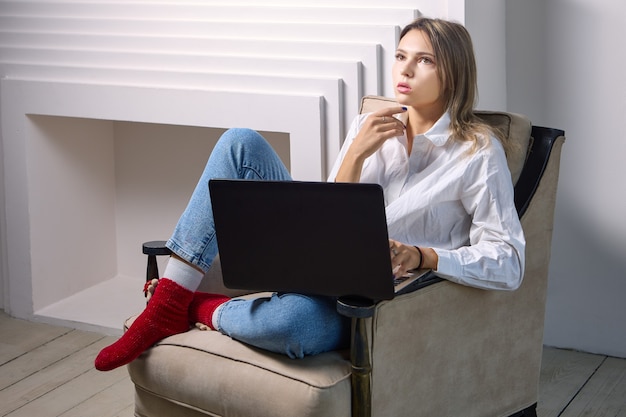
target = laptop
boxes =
[208,179,433,301]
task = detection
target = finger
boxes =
[389,239,401,259]
[374,106,408,118]
[380,116,406,132]
[392,261,409,278]
[395,257,414,277]
[375,108,407,129]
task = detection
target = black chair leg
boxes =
[142,240,172,298]
[509,403,537,417]
[337,297,377,417]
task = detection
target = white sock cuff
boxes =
[163,257,204,291]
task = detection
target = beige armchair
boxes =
[126,96,565,417]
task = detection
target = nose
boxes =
[400,61,413,78]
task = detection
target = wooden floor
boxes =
[1,310,624,417]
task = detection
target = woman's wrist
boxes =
[413,246,424,270]
[334,150,365,183]
[414,246,438,270]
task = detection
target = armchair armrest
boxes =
[369,279,540,417]
[336,270,439,417]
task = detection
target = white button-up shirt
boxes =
[327,112,525,290]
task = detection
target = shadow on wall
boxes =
[506,0,626,359]
[545,203,626,358]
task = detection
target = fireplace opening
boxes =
[26,115,289,334]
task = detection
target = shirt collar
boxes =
[414,111,451,147]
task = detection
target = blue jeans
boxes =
[167,128,350,358]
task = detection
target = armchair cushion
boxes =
[127,298,352,417]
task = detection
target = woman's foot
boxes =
[144,279,230,330]
[143,279,229,330]
[189,292,231,330]
[143,278,159,302]
[95,278,193,371]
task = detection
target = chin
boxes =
[392,90,408,101]
[394,95,413,107]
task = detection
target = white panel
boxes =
[0,19,399,45]
[0,2,418,25]
[0,47,362,138]
[84,0,442,14]
[0,33,382,97]
[3,80,325,179]
[26,116,118,310]
[0,16,401,95]
[2,65,343,171]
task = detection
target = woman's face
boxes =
[392,29,444,112]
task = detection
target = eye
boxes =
[395,52,406,61]
[418,56,435,65]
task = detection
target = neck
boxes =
[405,106,445,138]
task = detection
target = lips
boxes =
[396,82,411,94]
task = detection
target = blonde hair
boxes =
[400,18,514,156]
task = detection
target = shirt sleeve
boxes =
[433,141,526,291]
[327,114,366,182]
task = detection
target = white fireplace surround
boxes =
[1,80,325,333]
[0,0,506,334]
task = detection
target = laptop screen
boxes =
[209,179,396,300]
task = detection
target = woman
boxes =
[95,17,524,372]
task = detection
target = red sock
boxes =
[95,278,193,371]
[188,292,230,330]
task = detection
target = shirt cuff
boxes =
[431,248,463,281]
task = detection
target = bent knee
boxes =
[218,128,268,150]
[269,294,348,358]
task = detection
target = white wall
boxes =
[507,0,626,357]
[1,0,623,357]
[0,1,460,326]
[466,0,507,110]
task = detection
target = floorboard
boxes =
[0,314,70,365]
[0,337,113,415]
[537,347,607,417]
[57,376,135,417]
[9,367,132,417]
[1,311,625,417]
[0,329,105,390]
[560,356,626,417]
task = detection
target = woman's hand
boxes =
[349,106,407,160]
[335,106,407,182]
[389,239,438,277]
